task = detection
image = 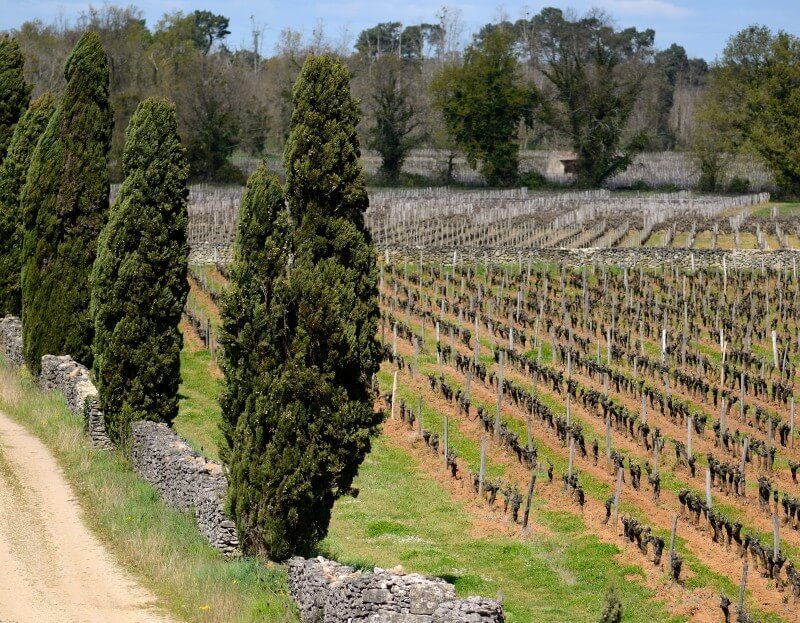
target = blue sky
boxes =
[0,0,796,60]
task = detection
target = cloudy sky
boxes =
[0,0,795,60]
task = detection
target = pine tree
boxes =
[0,36,31,163]
[20,31,112,373]
[0,93,54,316]
[90,98,188,445]
[223,55,382,560]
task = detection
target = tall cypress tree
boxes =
[223,55,382,560]
[21,31,112,373]
[0,36,31,163]
[219,163,288,465]
[90,98,189,445]
[0,94,54,316]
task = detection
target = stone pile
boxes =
[131,420,240,556]
[0,315,23,367]
[287,557,505,623]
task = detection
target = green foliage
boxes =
[695,25,800,196]
[0,93,54,316]
[223,55,382,561]
[0,35,31,162]
[598,587,623,623]
[367,56,426,183]
[90,98,188,445]
[431,27,538,186]
[191,10,230,55]
[534,9,653,187]
[219,163,289,466]
[20,31,113,373]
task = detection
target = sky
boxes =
[0,0,797,61]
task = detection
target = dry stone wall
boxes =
[287,557,505,623]
[0,316,23,367]
[40,355,113,449]
[386,246,800,271]
[190,245,800,273]
[130,421,240,556]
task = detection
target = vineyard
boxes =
[184,188,800,262]
[177,187,800,622]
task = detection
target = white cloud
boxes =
[600,0,693,18]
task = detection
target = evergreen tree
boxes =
[0,94,54,316]
[219,163,288,462]
[20,31,112,373]
[223,55,382,560]
[90,97,188,444]
[0,36,31,163]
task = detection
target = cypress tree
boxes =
[90,98,189,445]
[0,36,31,163]
[219,163,288,464]
[20,31,112,373]
[223,55,382,560]
[0,93,54,316]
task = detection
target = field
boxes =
[185,188,800,256]
[176,186,800,622]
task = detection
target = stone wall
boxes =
[130,421,240,556]
[0,315,23,367]
[40,355,114,449]
[191,244,800,273]
[287,557,505,623]
[384,246,800,271]
[189,242,232,265]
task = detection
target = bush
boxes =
[20,31,113,373]
[91,98,189,445]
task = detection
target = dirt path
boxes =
[0,410,178,623]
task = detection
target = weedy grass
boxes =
[0,359,298,623]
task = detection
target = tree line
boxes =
[0,31,380,559]
[5,5,797,193]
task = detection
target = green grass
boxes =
[751,202,800,217]
[322,435,684,623]
[174,345,224,461]
[0,359,298,623]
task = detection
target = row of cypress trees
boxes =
[0,32,189,445]
[1,32,381,559]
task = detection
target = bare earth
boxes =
[0,410,178,623]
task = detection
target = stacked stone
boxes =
[188,242,232,265]
[384,247,800,271]
[0,315,23,367]
[130,421,240,557]
[287,556,505,623]
[39,354,113,449]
